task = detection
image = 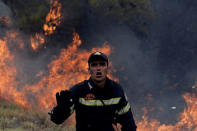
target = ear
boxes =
[106,66,109,74]
[88,66,91,74]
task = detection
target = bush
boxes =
[3,0,49,33]
[88,0,155,35]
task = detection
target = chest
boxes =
[75,88,121,117]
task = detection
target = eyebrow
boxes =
[90,62,106,66]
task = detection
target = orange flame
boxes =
[177,93,197,130]
[2,27,197,130]
[30,33,45,51]
[29,0,62,51]
[0,32,113,110]
[137,92,197,131]
[5,30,24,50]
[43,0,62,35]
[0,38,28,107]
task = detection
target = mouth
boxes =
[96,72,102,77]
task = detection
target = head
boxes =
[88,52,109,83]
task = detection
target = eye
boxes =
[90,63,97,67]
[100,62,106,66]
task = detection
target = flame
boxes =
[1,31,197,129]
[137,92,197,131]
[24,32,113,109]
[0,38,28,107]
[30,33,45,51]
[1,18,197,129]
[0,32,113,110]
[177,93,197,130]
[6,30,24,50]
[29,0,62,51]
[43,0,62,35]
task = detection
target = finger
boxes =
[60,90,65,97]
[60,90,66,101]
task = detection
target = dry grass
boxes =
[0,100,75,131]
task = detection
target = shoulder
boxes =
[70,80,88,93]
[108,79,124,95]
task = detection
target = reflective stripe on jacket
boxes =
[69,77,137,131]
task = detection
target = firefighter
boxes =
[49,51,137,131]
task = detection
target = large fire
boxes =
[137,93,197,131]
[0,37,27,107]
[0,32,112,110]
[30,0,62,51]
[1,1,197,130]
[1,31,197,130]
[43,0,62,35]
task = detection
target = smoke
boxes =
[75,0,197,124]
[0,0,11,35]
[1,0,197,126]
[0,0,62,87]
[0,0,11,19]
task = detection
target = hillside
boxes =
[0,100,75,131]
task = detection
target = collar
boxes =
[88,77,113,91]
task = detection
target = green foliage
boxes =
[61,0,86,28]
[4,0,49,33]
[3,0,154,35]
[88,0,155,34]
[17,5,48,32]
[19,3,48,32]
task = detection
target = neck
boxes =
[92,77,106,88]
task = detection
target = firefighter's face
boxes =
[88,60,108,82]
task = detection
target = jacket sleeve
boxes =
[50,102,74,124]
[115,89,137,131]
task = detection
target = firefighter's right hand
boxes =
[49,90,73,124]
[56,90,73,107]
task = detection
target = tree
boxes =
[88,0,154,35]
[2,0,49,33]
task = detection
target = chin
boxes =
[94,77,105,82]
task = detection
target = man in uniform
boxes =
[49,51,137,131]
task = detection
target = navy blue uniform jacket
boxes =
[54,77,137,131]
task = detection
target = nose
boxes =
[96,68,101,71]
[96,66,102,71]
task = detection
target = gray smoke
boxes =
[78,0,197,124]
[1,0,197,125]
[0,0,10,16]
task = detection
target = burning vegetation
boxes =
[30,33,45,51]
[0,31,112,110]
[1,29,197,130]
[137,92,197,131]
[43,0,62,35]
[30,0,62,51]
[0,0,197,130]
